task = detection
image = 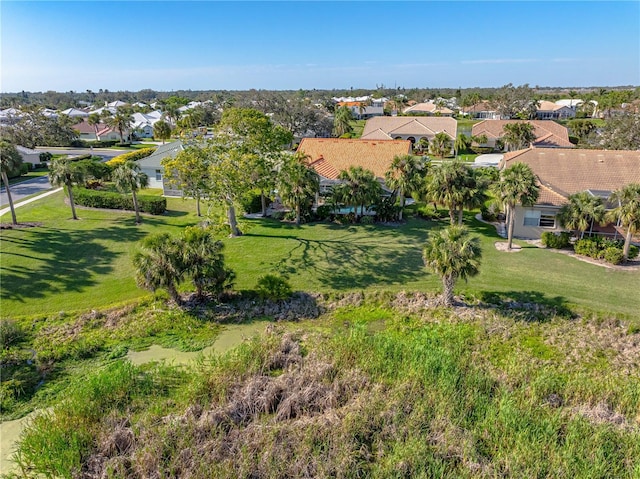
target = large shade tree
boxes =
[162,146,210,216]
[607,183,640,260]
[113,160,149,224]
[277,152,320,225]
[423,225,482,306]
[558,191,605,239]
[48,158,86,220]
[495,162,540,250]
[0,140,22,225]
[385,154,426,220]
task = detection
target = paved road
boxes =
[1,176,54,207]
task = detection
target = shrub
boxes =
[360,215,374,225]
[629,244,639,259]
[0,320,25,349]
[373,196,399,222]
[315,204,334,221]
[240,189,270,214]
[416,204,441,220]
[541,231,571,249]
[73,188,166,215]
[39,152,52,163]
[271,211,286,221]
[256,274,293,301]
[105,147,156,168]
[603,247,624,265]
[574,238,600,258]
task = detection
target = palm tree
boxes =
[454,133,471,157]
[153,120,172,144]
[385,154,426,220]
[112,160,149,224]
[501,122,536,151]
[607,183,640,261]
[423,225,482,306]
[333,106,353,137]
[277,152,320,226]
[495,162,540,250]
[0,140,22,225]
[424,160,470,224]
[333,166,381,220]
[87,113,101,140]
[558,191,605,239]
[49,158,86,220]
[107,109,133,144]
[133,233,184,304]
[429,132,453,158]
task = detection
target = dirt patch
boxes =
[0,222,43,230]
[570,402,639,431]
[494,242,522,252]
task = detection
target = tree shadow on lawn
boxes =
[478,290,575,322]
[245,231,426,290]
[1,223,146,305]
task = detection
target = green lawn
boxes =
[1,192,639,319]
[6,169,49,186]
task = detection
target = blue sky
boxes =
[1,1,638,92]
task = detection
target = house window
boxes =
[155,169,162,181]
[523,209,556,228]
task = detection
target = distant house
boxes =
[403,102,454,117]
[16,146,43,166]
[471,120,573,150]
[360,116,457,147]
[466,101,502,120]
[136,140,185,195]
[297,138,412,194]
[60,108,89,118]
[499,148,640,239]
[535,100,575,120]
[336,101,384,120]
[73,120,126,142]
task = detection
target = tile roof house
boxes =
[472,120,574,150]
[535,100,576,120]
[403,102,454,116]
[297,138,411,193]
[466,101,502,120]
[360,117,457,147]
[500,147,640,239]
[335,101,384,120]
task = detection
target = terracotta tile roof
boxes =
[73,120,108,134]
[537,100,567,112]
[472,120,573,148]
[361,116,457,140]
[467,101,495,113]
[337,101,366,107]
[360,128,393,140]
[297,138,411,180]
[502,148,640,206]
[403,102,454,115]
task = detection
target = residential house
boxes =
[535,100,576,120]
[60,108,89,118]
[336,101,384,120]
[466,101,501,119]
[131,112,164,138]
[472,120,574,150]
[297,138,412,195]
[73,120,125,142]
[499,148,640,239]
[16,145,43,166]
[136,140,185,195]
[403,102,454,117]
[361,116,457,148]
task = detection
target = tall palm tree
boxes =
[153,120,172,144]
[49,158,86,220]
[501,122,536,151]
[429,132,453,158]
[0,140,22,225]
[333,166,381,220]
[133,232,184,304]
[113,160,149,224]
[558,191,605,239]
[277,152,319,226]
[454,133,471,157]
[607,183,640,261]
[423,225,482,306]
[495,162,540,250]
[333,106,353,137]
[424,160,470,224]
[107,109,133,143]
[385,154,426,221]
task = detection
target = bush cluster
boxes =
[70,139,119,148]
[541,231,571,249]
[73,188,166,215]
[240,190,271,214]
[256,274,292,301]
[573,237,638,264]
[105,147,156,167]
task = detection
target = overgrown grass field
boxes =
[1,190,638,320]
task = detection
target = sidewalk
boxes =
[0,188,62,218]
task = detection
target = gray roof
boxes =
[137,140,184,168]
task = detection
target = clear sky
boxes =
[1,1,639,92]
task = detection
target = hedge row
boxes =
[105,147,156,167]
[73,188,166,215]
[574,237,638,265]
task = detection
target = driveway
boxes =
[0,176,53,207]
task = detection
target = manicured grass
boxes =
[1,193,639,319]
[6,169,49,186]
